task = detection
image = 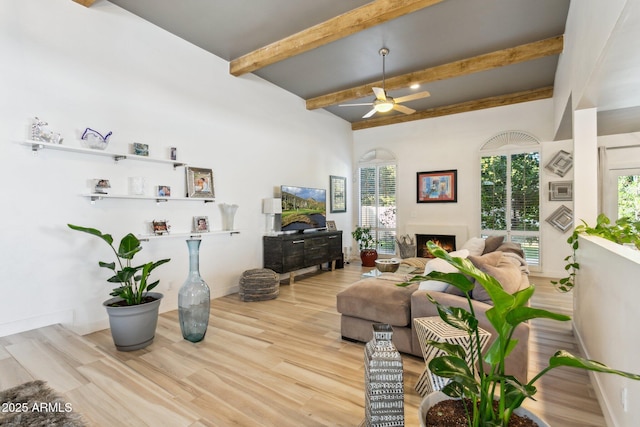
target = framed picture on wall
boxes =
[330,175,347,213]
[416,170,458,203]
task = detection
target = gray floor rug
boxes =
[0,380,86,426]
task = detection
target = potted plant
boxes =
[352,226,378,267]
[401,241,640,427]
[552,213,640,292]
[68,224,170,351]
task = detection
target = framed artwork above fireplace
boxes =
[416,169,457,203]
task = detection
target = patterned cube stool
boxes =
[413,316,491,396]
[239,268,279,301]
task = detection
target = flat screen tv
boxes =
[280,185,327,232]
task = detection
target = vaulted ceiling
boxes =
[85,0,572,130]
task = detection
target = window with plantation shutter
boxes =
[480,132,541,269]
[358,150,397,255]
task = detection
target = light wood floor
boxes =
[0,264,605,426]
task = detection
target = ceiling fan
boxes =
[339,47,431,119]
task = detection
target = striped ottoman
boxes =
[239,268,280,302]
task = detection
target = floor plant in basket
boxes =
[400,241,640,427]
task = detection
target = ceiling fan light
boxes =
[374,100,394,113]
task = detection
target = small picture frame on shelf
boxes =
[549,181,573,201]
[193,216,209,232]
[326,220,337,231]
[133,142,149,156]
[186,167,215,199]
[152,220,170,235]
[93,179,111,194]
[157,185,171,197]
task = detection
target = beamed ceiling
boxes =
[81,0,572,130]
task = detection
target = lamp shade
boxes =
[262,198,282,214]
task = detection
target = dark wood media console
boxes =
[263,230,343,283]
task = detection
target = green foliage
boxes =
[351,226,376,250]
[551,214,640,292]
[400,241,640,426]
[68,224,170,305]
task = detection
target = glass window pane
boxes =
[510,235,540,266]
[510,152,540,231]
[481,155,507,230]
[618,175,640,220]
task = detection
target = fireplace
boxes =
[416,234,456,258]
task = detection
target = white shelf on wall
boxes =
[138,230,240,241]
[20,140,186,168]
[82,193,215,203]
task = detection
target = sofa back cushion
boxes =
[468,252,526,303]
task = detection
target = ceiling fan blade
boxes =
[372,87,387,101]
[393,104,415,115]
[362,108,378,119]
[338,102,374,107]
[394,90,431,104]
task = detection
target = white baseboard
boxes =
[0,310,74,338]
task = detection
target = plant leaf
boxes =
[549,350,640,380]
[68,224,113,246]
[506,307,571,325]
[118,233,142,259]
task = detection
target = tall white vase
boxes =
[219,203,238,230]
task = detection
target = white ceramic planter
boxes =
[103,292,163,351]
[418,391,549,427]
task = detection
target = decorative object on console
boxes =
[132,142,149,156]
[157,185,171,197]
[262,198,282,235]
[93,179,111,194]
[326,220,337,231]
[416,170,457,203]
[546,204,573,232]
[170,146,177,160]
[179,239,210,342]
[549,181,573,201]
[67,224,170,351]
[81,127,111,150]
[30,116,63,144]
[364,323,404,427]
[352,226,378,267]
[128,176,146,195]
[545,149,573,177]
[152,220,170,235]
[186,167,215,199]
[220,203,239,231]
[396,234,416,258]
[329,175,347,213]
[193,216,209,232]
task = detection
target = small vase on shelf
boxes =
[220,203,239,230]
[178,239,210,342]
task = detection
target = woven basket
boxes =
[239,268,279,302]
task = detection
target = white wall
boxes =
[0,0,353,336]
[353,99,575,276]
[574,236,640,427]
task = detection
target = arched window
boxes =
[480,131,541,268]
[358,149,397,255]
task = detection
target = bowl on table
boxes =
[375,258,401,273]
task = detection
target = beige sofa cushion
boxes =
[336,278,418,327]
[468,251,525,303]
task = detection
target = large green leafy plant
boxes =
[401,241,640,427]
[552,214,640,292]
[68,224,170,305]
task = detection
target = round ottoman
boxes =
[239,268,280,301]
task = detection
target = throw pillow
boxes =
[482,235,505,254]
[496,241,525,258]
[468,252,523,303]
[462,237,485,256]
[423,249,469,294]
